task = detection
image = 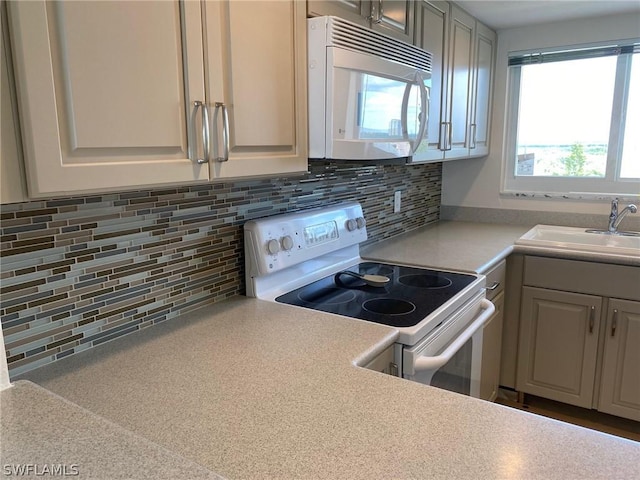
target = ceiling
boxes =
[455,1,640,30]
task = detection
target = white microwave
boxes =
[308,16,433,162]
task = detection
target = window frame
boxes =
[502,40,640,199]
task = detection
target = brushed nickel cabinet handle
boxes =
[214,102,229,162]
[440,122,452,151]
[439,122,447,151]
[368,0,383,23]
[611,309,618,337]
[470,123,477,149]
[192,101,210,164]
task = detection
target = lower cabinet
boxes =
[516,256,640,421]
[480,259,506,402]
[480,290,504,401]
[517,287,602,408]
[598,299,640,420]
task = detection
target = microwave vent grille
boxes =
[327,17,431,73]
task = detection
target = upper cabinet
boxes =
[469,20,495,158]
[7,0,307,198]
[204,1,307,179]
[414,1,495,162]
[8,1,208,197]
[308,0,414,43]
[1,3,27,203]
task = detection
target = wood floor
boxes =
[496,388,640,442]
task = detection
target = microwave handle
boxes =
[412,299,494,372]
[411,72,429,155]
[401,82,410,141]
[400,72,430,154]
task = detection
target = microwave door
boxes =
[330,68,413,160]
[327,48,419,160]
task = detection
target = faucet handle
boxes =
[611,198,619,214]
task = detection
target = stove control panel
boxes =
[244,202,367,277]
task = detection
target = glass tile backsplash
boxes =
[1,161,441,376]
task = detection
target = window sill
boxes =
[500,190,640,202]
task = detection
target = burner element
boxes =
[298,288,357,305]
[363,298,416,316]
[359,264,394,277]
[399,274,452,289]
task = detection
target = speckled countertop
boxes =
[1,381,223,479]
[363,220,639,271]
[363,221,531,273]
[11,298,639,480]
[6,221,640,479]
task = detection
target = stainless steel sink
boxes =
[516,225,640,257]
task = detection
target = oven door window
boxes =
[429,337,473,396]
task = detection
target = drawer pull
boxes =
[589,306,595,334]
[611,309,618,337]
[485,282,500,291]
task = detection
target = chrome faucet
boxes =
[608,198,638,233]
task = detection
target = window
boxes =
[504,42,640,197]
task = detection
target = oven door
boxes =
[402,297,494,398]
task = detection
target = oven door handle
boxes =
[413,299,495,372]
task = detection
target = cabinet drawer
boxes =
[484,259,506,301]
[524,256,640,301]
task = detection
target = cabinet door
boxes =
[598,299,640,421]
[374,1,414,44]
[307,1,369,27]
[1,3,27,204]
[443,4,474,159]
[517,287,602,408]
[468,20,495,158]
[413,1,448,162]
[480,290,504,402]
[8,1,208,196]
[204,0,307,179]
[308,1,413,44]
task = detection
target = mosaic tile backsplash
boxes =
[1,161,441,377]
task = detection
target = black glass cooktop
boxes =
[275,262,477,328]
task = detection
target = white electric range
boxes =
[244,202,494,398]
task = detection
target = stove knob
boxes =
[356,217,366,229]
[267,239,280,255]
[281,235,294,251]
[346,219,357,231]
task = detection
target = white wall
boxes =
[441,12,640,214]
